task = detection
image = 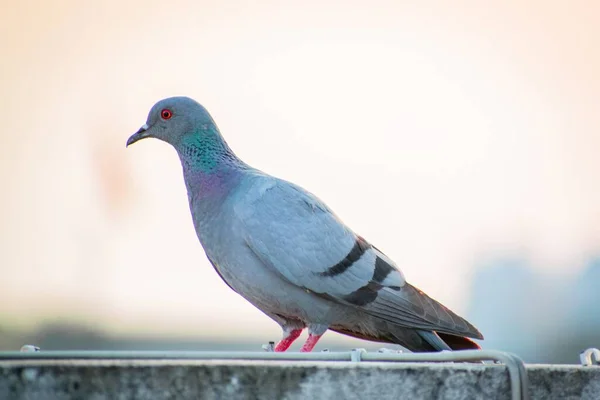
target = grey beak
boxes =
[126,124,150,147]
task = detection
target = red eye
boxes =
[160,109,172,120]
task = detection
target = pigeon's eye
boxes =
[160,109,173,120]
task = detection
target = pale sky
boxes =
[1,0,599,342]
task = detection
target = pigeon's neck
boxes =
[176,128,248,205]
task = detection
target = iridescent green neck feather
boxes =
[175,126,247,203]
[177,126,235,172]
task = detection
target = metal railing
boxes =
[1,348,529,400]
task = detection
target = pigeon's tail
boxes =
[415,330,452,351]
[416,330,481,351]
[437,332,481,350]
[330,325,481,352]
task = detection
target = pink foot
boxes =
[300,333,323,352]
[274,328,303,352]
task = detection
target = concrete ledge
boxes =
[1,359,599,400]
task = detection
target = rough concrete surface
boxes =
[0,360,598,400]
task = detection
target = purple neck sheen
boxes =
[181,161,243,201]
[175,127,247,205]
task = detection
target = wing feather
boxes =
[236,175,482,339]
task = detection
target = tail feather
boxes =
[437,332,481,350]
[331,325,481,352]
[416,330,452,351]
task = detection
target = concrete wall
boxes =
[1,360,599,400]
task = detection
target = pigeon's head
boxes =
[126,96,215,148]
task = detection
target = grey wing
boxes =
[236,176,483,339]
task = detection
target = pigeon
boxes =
[126,97,484,352]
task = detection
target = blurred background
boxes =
[1,0,598,364]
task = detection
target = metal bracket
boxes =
[350,348,366,362]
[19,345,40,353]
[261,342,275,352]
[580,348,600,366]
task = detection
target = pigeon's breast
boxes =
[188,173,344,324]
[196,213,335,322]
